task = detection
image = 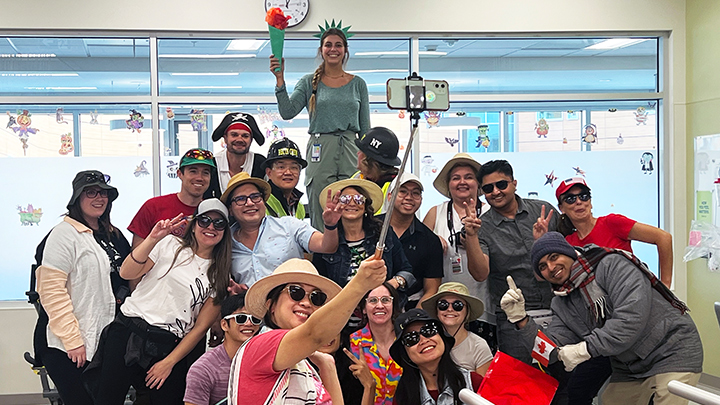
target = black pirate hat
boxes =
[211,112,265,146]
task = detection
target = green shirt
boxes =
[275,73,370,136]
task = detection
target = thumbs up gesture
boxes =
[500,276,527,323]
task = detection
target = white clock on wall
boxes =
[264,0,309,28]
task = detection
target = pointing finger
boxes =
[506,275,518,291]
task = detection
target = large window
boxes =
[0,34,664,299]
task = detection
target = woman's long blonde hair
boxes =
[308,28,350,116]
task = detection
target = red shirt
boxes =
[565,213,636,252]
[127,193,195,239]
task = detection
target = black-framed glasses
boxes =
[481,180,509,194]
[401,322,440,347]
[397,187,422,200]
[366,296,393,305]
[231,192,264,206]
[286,284,327,307]
[84,188,108,199]
[562,192,591,205]
[437,299,465,312]
[223,313,262,325]
[339,194,366,205]
[196,214,228,231]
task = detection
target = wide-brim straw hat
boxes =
[421,282,485,321]
[320,178,384,213]
[432,153,482,199]
[245,258,342,318]
[220,172,272,204]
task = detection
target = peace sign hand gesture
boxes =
[461,198,482,237]
[533,205,554,240]
[148,213,187,242]
[344,348,375,389]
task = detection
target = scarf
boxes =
[553,245,689,325]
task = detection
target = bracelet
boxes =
[324,222,338,231]
[130,250,148,265]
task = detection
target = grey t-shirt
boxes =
[478,196,559,311]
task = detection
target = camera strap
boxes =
[446,200,482,254]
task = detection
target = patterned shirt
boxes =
[350,325,403,405]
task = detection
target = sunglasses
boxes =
[286,284,328,307]
[562,192,591,205]
[231,192,264,206]
[339,194,366,205]
[437,299,465,312]
[223,313,262,325]
[366,296,393,305]
[84,188,108,199]
[196,214,228,231]
[401,322,440,347]
[481,180,509,194]
[84,172,111,184]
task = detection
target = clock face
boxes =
[264,0,309,28]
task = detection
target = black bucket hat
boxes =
[355,127,402,167]
[211,112,265,146]
[67,170,118,209]
[263,137,308,169]
[389,308,454,368]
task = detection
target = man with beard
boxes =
[206,112,266,198]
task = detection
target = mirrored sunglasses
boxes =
[339,194,366,205]
[401,322,440,347]
[286,284,327,307]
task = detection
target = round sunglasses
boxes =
[401,322,440,347]
[285,284,328,307]
[437,299,465,312]
[196,214,228,231]
[562,192,591,205]
[223,313,262,325]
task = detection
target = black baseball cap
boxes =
[355,127,402,167]
[389,308,454,367]
[211,112,265,146]
[263,137,308,169]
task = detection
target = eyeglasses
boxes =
[285,284,328,307]
[481,180,509,194]
[401,322,440,347]
[562,192,591,205]
[273,162,301,174]
[84,188,108,199]
[366,296,393,305]
[397,188,422,200]
[231,192,264,206]
[339,194,366,205]
[196,214,228,231]
[437,299,465,312]
[223,313,262,325]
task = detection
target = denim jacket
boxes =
[419,369,473,405]
[312,229,415,290]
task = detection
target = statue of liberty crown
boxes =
[314,19,354,38]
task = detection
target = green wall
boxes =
[687,0,720,377]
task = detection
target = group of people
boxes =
[30,23,703,405]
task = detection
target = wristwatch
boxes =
[394,276,406,289]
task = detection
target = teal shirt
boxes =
[275,73,370,136]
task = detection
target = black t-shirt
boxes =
[378,215,444,307]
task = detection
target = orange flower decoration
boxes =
[266,8,291,30]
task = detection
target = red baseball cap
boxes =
[555,177,590,201]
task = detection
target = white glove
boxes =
[500,276,526,323]
[557,341,591,372]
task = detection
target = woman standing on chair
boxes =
[36,170,130,405]
[270,25,370,229]
[92,199,231,404]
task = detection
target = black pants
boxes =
[467,320,498,354]
[39,347,94,405]
[94,322,188,405]
[566,356,613,404]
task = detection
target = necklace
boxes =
[325,73,345,79]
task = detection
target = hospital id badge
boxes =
[311,143,321,162]
[451,254,462,274]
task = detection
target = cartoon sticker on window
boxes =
[18,204,43,226]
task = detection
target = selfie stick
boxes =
[374,73,424,259]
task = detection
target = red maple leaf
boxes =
[538,341,546,354]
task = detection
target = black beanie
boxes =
[531,232,578,277]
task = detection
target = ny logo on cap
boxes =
[232,113,248,122]
[369,138,382,149]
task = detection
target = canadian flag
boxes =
[532,330,557,367]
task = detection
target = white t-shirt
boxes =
[451,332,493,372]
[121,236,213,338]
[216,148,257,193]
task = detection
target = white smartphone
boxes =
[386,78,450,111]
